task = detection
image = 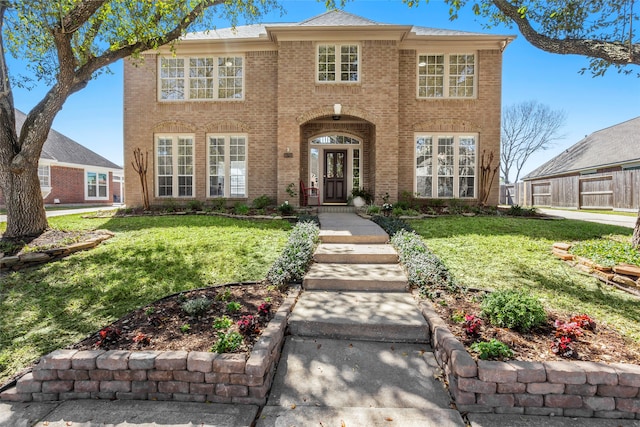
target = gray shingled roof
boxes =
[523,116,640,180]
[184,9,498,40]
[15,110,122,170]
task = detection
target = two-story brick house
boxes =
[123,10,513,208]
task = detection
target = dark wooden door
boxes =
[324,150,348,203]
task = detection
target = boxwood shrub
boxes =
[266,221,319,288]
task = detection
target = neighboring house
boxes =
[123,10,513,208]
[521,116,640,210]
[0,110,124,206]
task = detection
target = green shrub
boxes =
[371,215,414,236]
[277,201,295,215]
[209,198,227,211]
[252,195,274,209]
[211,331,243,353]
[481,290,547,332]
[163,199,179,212]
[182,297,212,316]
[187,200,204,211]
[297,214,320,226]
[367,205,380,215]
[266,221,319,288]
[213,315,233,330]
[504,205,537,217]
[226,301,241,312]
[234,203,250,215]
[470,339,513,360]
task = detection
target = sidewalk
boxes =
[0,205,119,224]
[1,213,639,426]
[537,208,637,229]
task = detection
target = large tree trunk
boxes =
[633,208,640,250]
[2,162,47,238]
[0,6,48,238]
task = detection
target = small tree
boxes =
[132,148,150,211]
[500,101,566,184]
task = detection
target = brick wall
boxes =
[124,33,506,208]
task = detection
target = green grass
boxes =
[409,216,640,345]
[0,214,290,384]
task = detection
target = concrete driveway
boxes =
[536,208,637,229]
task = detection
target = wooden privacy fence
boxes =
[509,169,640,210]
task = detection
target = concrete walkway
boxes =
[0,205,119,223]
[2,212,639,426]
[537,208,637,229]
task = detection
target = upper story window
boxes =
[159,56,244,101]
[317,44,359,83]
[417,53,475,98]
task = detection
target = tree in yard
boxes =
[0,0,278,239]
[500,101,566,184]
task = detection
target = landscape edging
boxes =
[0,230,114,271]
[0,285,301,405]
[419,299,640,420]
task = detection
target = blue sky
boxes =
[7,0,640,181]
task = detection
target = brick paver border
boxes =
[420,299,640,420]
[0,286,300,405]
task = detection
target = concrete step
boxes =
[318,212,388,244]
[261,337,458,423]
[257,406,465,427]
[314,243,399,264]
[288,291,429,342]
[319,230,389,244]
[303,263,408,292]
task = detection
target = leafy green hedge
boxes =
[390,229,460,297]
[370,215,414,236]
[266,221,319,287]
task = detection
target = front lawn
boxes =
[409,216,640,345]
[0,214,291,385]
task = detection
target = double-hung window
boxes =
[159,56,244,100]
[317,44,359,82]
[156,135,194,197]
[415,134,477,198]
[208,135,247,198]
[418,53,475,98]
[87,171,108,199]
[38,165,50,187]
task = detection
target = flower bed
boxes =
[0,286,300,404]
[421,300,640,420]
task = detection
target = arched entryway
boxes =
[300,120,375,205]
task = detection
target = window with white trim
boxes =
[38,165,50,187]
[317,44,359,82]
[159,56,244,100]
[156,135,194,197]
[208,135,247,198]
[87,171,108,199]
[415,134,477,198]
[418,53,475,98]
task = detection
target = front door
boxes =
[324,150,348,203]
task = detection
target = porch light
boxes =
[333,103,342,120]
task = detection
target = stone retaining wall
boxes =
[0,286,300,405]
[420,300,640,420]
[0,231,114,271]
